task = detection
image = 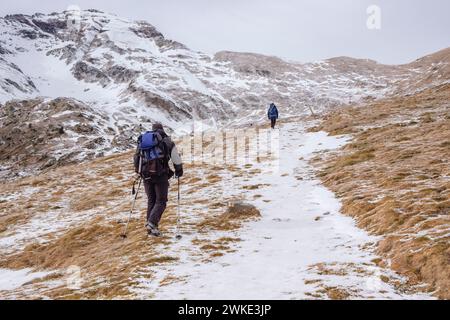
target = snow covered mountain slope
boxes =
[1,10,449,123]
[0,11,229,125]
[0,9,449,179]
[0,55,37,101]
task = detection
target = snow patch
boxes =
[0,269,49,291]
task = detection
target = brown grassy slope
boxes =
[0,151,173,299]
[310,83,450,299]
[0,137,264,299]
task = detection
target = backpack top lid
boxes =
[140,131,161,150]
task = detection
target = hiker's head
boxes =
[152,122,164,131]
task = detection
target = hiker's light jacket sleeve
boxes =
[166,138,183,177]
[170,145,182,166]
[163,137,182,168]
[133,135,142,174]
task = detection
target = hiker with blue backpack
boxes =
[268,103,279,129]
[133,123,183,237]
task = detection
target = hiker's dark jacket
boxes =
[268,104,279,120]
[134,129,183,181]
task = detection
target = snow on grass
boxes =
[0,268,49,291]
[0,186,40,204]
[131,122,433,299]
[0,204,106,254]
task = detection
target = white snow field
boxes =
[0,269,49,291]
[132,122,432,300]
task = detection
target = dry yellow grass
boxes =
[325,287,351,300]
[311,83,450,299]
[0,133,264,299]
[197,201,261,232]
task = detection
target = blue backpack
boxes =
[137,131,167,177]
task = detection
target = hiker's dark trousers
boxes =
[270,118,277,129]
[144,178,169,227]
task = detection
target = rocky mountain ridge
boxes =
[0,9,449,178]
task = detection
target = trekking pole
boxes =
[175,177,182,240]
[121,176,142,239]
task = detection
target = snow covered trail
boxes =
[133,121,431,300]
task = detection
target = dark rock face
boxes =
[6,62,22,73]
[128,85,192,120]
[19,29,41,40]
[4,14,35,28]
[130,24,163,39]
[0,98,113,180]
[255,69,271,77]
[4,79,23,92]
[47,45,77,63]
[32,18,67,35]
[27,79,37,90]
[0,58,36,94]
[0,45,11,55]
[156,38,187,51]
[73,123,95,134]
[106,65,139,83]
[130,23,187,51]
[5,15,64,39]
[72,61,111,87]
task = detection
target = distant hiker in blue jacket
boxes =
[268,103,279,129]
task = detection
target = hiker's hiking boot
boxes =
[146,222,161,237]
[149,228,161,237]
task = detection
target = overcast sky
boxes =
[1,0,449,64]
